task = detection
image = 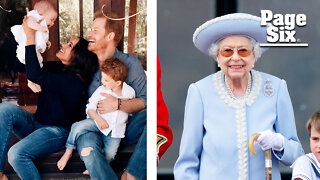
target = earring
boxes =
[217,64,220,67]
[252,64,255,68]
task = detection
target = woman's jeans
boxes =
[76,108,146,180]
[0,103,69,180]
[66,118,121,162]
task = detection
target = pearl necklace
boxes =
[224,73,252,99]
[214,70,262,180]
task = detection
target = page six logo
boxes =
[260,10,308,47]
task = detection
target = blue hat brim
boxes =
[193,13,268,56]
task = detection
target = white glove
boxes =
[256,130,284,151]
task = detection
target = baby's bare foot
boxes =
[0,173,9,180]
[57,149,72,170]
[83,170,90,175]
[121,171,137,180]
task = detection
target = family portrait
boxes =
[0,0,147,179]
[2,0,320,180]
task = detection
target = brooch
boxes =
[264,79,274,97]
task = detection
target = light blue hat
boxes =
[193,13,268,56]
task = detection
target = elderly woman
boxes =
[174,13,304,179]
[0,16,98,180]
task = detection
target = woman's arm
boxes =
[22,15,36,45]
[23,16,84,97]
[273,80,304,165]
[25,45,83,97]
[174,83,204,180]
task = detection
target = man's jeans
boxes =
[0,103,69,180]
[66,118,121,162]
[77,108,146,180]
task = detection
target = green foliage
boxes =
[59,0,80,44]
[124,0,147,69]
[83,0,94,39]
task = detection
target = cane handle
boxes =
[248,133,261,155]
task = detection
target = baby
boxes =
[291,110,320,179]
[11,0,57,93]
[57,58,135,171]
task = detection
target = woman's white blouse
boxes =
[174,70,304,180]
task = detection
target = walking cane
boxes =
[249,133,272,180]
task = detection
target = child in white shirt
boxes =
[57,58,135,171]
[291,110,320,179]
[11,0,57,92]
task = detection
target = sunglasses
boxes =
[219,47,252,58]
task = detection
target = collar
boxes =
[213,69,262,108]
[111,48,120,58]
[306,153,320,174]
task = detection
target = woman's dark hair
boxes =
[63,37,99,87]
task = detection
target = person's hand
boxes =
[26,16,44,30]
[46,40,51,49]
[97,119,109,130]
[255,130,284,151]
[22,8,39,45]
[97,93,117,114]
[25,8,46,33]
[27,80,41,93]
[22,16,36,37]
[40,26,49,33]
[22,8,36,36]
[121,171,137,180]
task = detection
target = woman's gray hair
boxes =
[208,37,262,61]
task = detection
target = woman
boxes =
[174,13,304,180]
[0,16,98,180]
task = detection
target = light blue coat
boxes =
[174,70,304,180]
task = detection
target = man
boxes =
[76,11,146,180]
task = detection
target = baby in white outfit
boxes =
[11,0,57,93]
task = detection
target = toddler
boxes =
[57,58,135,171]
[291,110,320,179]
